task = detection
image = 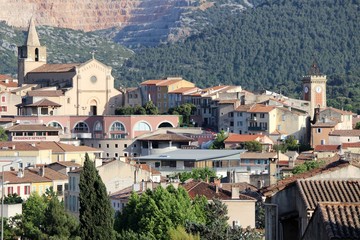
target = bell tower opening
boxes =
[35,48,39,61]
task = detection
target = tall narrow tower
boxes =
[17,18,47,86]
[302,61,327,119]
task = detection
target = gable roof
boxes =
[315,202,360,239]
[27,90,64,97]
[6,124,60,132]
[35,141,101,153]
[321,107,353,115]
[28,167,68,181]
[314,145,340,152]
[297,180,360,210]
[247,104,275,113]
[30,63,79,73]
[23,98,62,107]
[48,161,81,168]
[342,142,360,149]
[140,80,162,85]
[260,157,357,197]
[329,130,360,136]
[0,142,42,151]
[224,134,261,143]
[137,133,194,142]
[168,87,199,94]
[3,170,51,184]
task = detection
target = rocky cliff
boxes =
[0,0,191,32]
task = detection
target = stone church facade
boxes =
[17,18,123,116]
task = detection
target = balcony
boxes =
[248,126,267,131]
[71,133,92,139]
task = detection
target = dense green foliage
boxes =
[115,101,159,115]
[115,185,208,240]
[118,0,360,112]
[168,103,197,126]
[178,167,217,183]
[210,131,227,149]
[186,199,263,240]
[292,160,325,174]
[244,141,262,152]
[0,126,8,141]
[79,153,115,239]
[3,193,22,204]
[3,189,79,239]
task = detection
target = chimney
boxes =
[231,187,239,199]
[17,169,24,178]
[269,157,277,185]
[40,166,45,177]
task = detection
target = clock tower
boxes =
[302,61,327,118]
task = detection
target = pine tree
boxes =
[79,153,114,239]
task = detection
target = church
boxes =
[17,18,123,116]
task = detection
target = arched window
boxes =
[74,122,89,132]
[158,122,174,128]
[109,121,126,139]
[47,121,63,129]
[110,122,125,131]
[134,122,151,131]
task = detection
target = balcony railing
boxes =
[71,133,92,139]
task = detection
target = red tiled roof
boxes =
[314,145,340,152]
[0,74,13,81]
[48,161,81,167]
[168,87,199,94]
[35,142,101,153]
[247,104,275,113]
[321,107,353,115]
[138,133,194,142]
[342,142,360,149]
[261,156,352,197]
[156,79,182,86]
[316,202,360,239]
[0,81,18,88]
[6,124,60,132]
[136,164,161,175]
[24,98,62,107]
[225,134,261,143]
[2,170,51,184]
[27,90,64,97]
[240,152,279,159]
[0,142,42,151]
[235,104,255,112]
[140,80,162,85]
[329,130,360,136]
[297,180,360,210]
[29,167,68,180]
[30,63,79,73]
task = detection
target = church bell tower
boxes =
[302,61,327,118]
[17,18,47,86]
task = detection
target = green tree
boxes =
[292,160,325,174]
[115,185,207,240]
[0,126,8,141]
[168,226,200,240]
[284,136,299,151]
[355,122,360,129]
[3,193,23,204]
[210,131,227,149]
[168,103,196,126]
[79,153,115,240]
[144,101,159,115]
[43,196,79,239]
[244,141,262,152]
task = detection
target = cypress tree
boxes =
[79,153,114,239]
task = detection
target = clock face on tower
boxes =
[304,86,309,93]
[316,86,322,93]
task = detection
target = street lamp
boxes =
[1,159,21,240]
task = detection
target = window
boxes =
[111,134,126,139]
[74,122,89,132]
[17,186,20,194]
[260,113,265,118]
[48,121,63,129]
[317,128,321,133]
[8,187,13,194]
[134,122,151,131]
[67,98,71,104]
[1,96,5,102]
[115,153,118,157]
[237,112,243,117]
[124,144,128,148]
[230,121,234,126]
[24,186,30,195]
[0,106,7,112]
[110,122,125,131]
[94,122,102,131]
[115,144,118,148]
[107,144,109,148]
[98,144,101,148]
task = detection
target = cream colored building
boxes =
[17,18,123,116]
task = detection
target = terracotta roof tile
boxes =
[138,133,194,142]
[2,170,51,184]
[29,167,68,180]
[27,90,64,97]
[225,134,261,143]
[261,156,351,197]
[0,74,13,81]
[321,107,353,115]
[314,145,340,152]
[342,142,360,149]
[297,180,360,210]
[0,81,18,88]
[6,124,60,132]
[248,104,275,113]
[330,130,360,136]
[235,104,255,112]
[35,142,101,153]
[136,164,161,175]
[22,98,62,107]
[168,87,199,94]
[156,79,182,86]
[48,161,81,167]
[317,202,360,239]
[140,80,163,85]
[30,63,79,73]
[0,142,42,151]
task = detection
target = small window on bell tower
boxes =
[35,48,39,61]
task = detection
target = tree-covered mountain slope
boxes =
[118,0,360,111]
